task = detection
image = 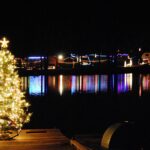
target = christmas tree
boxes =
[0,37,31,140]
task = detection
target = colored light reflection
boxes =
[94,75,99,93]
[48,76,56,89]
[139,75,142,96]
[139,74,150,96]
[58,75,63,95]
[100,75,108,92]
[117,73,133,93]
[142,74,150,91]
[28,76,45,96]
[21,74,136,96]
[48,75,111,95]
[20,77,28,91]
[82,75,95,92]
[110,74,115,92]
[70,75,107,94]
[71,76,77,94]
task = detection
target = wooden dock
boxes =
[0,129,75,150]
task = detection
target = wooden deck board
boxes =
[0,129,74,150]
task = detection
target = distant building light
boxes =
[28,56,45,60]
[58,55,64,60]
[124,61,127,67]
[117,53,129,57]
[124,59,133,67]
[130,59,133,66]
[70,53,76,57]
[48,65,56,70]
[100,55,107,58]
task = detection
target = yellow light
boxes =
[0,37,9,48]
[59,75,63,95]
[25,102,30,107]
[58,54,63,60]
[130,59,132,66]
[0,37,31,140]
[124,61,127,67]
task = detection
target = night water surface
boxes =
[21,73,150,96]
[21,73,150,147]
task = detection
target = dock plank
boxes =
[0,129,74,150]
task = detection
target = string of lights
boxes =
[0,37,31,140]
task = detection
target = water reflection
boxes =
[21,75,46,96]
[142,74,150,91]
[20,73,150,96]
[117,73,133,93]
[59,75,63,95]
[29,76,45,95]
[100,75,108,92]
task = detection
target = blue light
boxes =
[100,55,107,58]
[70,53,76,57]
[100,75,108,92]
[28,56,45,60]
[117,53,128,57]
[29,76,45,96]
[71,76,76,94]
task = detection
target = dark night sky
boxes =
[1,1,150,56]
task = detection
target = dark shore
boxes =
[18,64,150,76]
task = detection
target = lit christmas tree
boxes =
[0,37,31,140]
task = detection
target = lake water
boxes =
[21,73,150,148]
[21,73,150,96]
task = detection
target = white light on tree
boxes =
[0,37,31,140]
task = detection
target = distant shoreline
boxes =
[18,64,150,76]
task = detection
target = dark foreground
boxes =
[24,94,150,150]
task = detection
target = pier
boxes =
[0,129,74,150]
